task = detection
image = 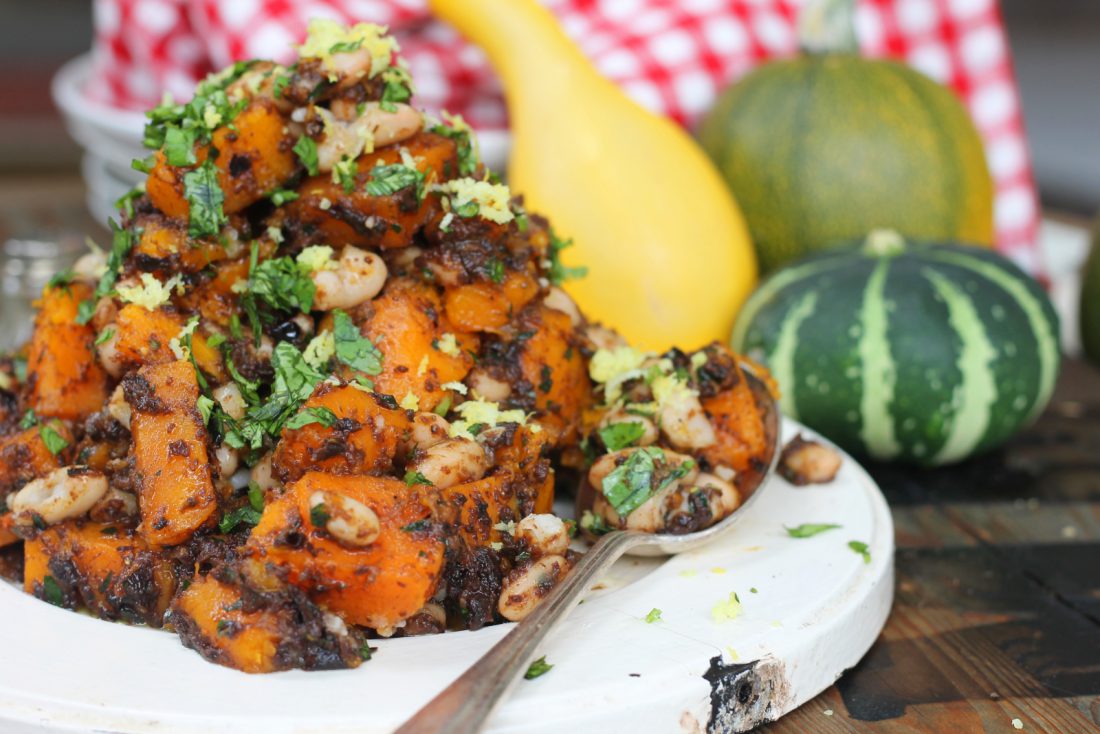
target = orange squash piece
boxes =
[516,306,591,442]
[171,573,285,673]
[247,473,444,630]
[26,283,108,421]
[286,131,457,249]
[112,304,183,370]
[23,521,173,624]
[361,278,477,411]
[147,99,296,221]
[701,365,770,477]
[125,360,217,547]
[0,424,68,497]
[443,271,539,334]
[272,382,411,483]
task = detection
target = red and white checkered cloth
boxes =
[86,0,1040,272]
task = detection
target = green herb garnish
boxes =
[39,424,69,456]
[218,505,262,534]
[310,502,330,527]
[285,406,338,430]
[547,230,587,285]
[644,608,662,624]
[524,656,553,680]
[332,309,383,375]
[600,448,692,518]
[42,576,65,607]
[785,523,842,539]
[849,540,871,564]
[364,163,425,202]
[403,470,434,487]
[183,159,227,238]
[293,135,319,176]
[598,422,646,452]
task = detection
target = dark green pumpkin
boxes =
[697,50,994,275]
[1080,215,1100,365]
[731,232,1060,465]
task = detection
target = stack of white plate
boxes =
[51,53,512,225]
[51,54,148,226]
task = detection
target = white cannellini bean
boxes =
[415,602,447,629]
[96,325,124,378]
[107,384,131,429]
[597,407,658,448]
[584,324,628,352]
[309,490,381,548]
[466,368,512,402]
[72,251,106,283]
[311,246,389,311]
[498,555,569,622]
[386,245,423,270]
[212,382,247,421]
[408,438,489,490]
[587,447,698,494]
[291,313,315,338]
[315,103,423,172]
[89,488,139,522]
[10,467,108,527]
[406,412,451,452]
[543,287,582,327]
[215,445,240,479]
[250,453,277,491]
[328,48,377,90]
[255,335,274,361]
[694,472,741,521]
[515,514,570,557]
[322,612,350,638]
[658,391,716,450]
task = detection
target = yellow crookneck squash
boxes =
[429,0,757,351]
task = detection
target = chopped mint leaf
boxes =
[286,406,338,430]
[598,422,646,451]
[332,310,383,375]
[849,540,871,564]
[364,163,425,201]
[183,159,227,238]
[39,424,68,456]
[218,505,262,534]
[293,135,319,176]
[547,230,587,285]
[785,523,842,539]
[524,656,553,680]
[404,470,433,487]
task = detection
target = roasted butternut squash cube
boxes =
[124,360,217,547]
[247,473,443,631]
[26,283,108,421]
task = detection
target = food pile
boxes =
[0,21,775,673]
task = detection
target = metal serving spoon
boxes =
[396,366,781,734]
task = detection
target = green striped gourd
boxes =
[696,0,993,275]
[1081,214,1100,365]
[731,231,1060,466]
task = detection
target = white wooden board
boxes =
[0,419,894,733]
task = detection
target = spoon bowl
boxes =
[397,362,783,734]
[579,363,781,556]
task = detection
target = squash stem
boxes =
[798,0,859,54]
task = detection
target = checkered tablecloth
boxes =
[86,0,1040,271]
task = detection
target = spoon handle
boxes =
[395,530,645,734]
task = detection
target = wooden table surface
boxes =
[767,356,1100,733]
[3,175,1099,734]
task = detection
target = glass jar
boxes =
[0,236,84,353]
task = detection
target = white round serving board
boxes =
[0,419,893,733]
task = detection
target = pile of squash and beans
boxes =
[0,21,775,673]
